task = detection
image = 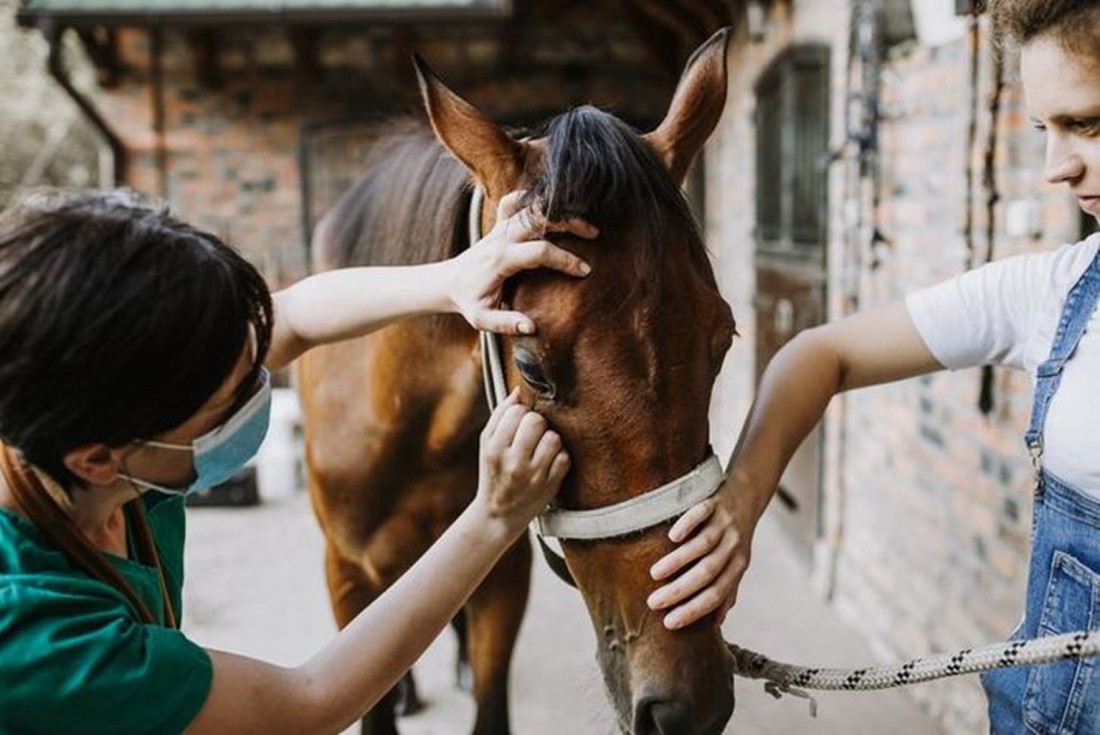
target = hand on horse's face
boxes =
[475,388,570,534]
[645,484,756,630]
[448,190,596,336]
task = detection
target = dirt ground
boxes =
[182,490,946,734]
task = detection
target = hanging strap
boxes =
[0,444,176,628]
[1024,249,1100,468]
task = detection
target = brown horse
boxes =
[298,28,736,735]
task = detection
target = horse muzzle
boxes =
[630,678,735,735]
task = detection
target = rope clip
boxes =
[763,680,819,718]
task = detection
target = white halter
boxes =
[470,186,724,541]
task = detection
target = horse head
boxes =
[417,29,736,735]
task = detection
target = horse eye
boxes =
[515,354,556,399]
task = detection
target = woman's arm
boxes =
[187,391,569,734]
[647,301,944,629]
[265,192,596,370]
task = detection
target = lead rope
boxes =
[728,629,1100,716]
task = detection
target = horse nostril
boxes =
[632,686,734,735]
[632,696,691,735]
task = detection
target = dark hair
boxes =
[0,190,273,488]
[523,105,711,290]
[990,0,1100,60]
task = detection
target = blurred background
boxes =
[4,1,1092,732]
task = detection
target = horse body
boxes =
[300,29,737,735]
[299,124,531,735]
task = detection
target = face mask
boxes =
[120,368,272,497]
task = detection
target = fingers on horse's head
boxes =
[419,28,736,735]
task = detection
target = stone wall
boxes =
[69,13,679,287]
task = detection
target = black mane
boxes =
[524,106,711,282]
[314,108,711,286]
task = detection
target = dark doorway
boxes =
[753,44,830,561]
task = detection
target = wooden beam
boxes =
[288,27,321,82]
[629,0,708,46]
[721,0,747,24]
[620,0,683,79]
[706,0,740,26]
[498,0,532,73]
[679,0,725,30]
[185,28,223,90]
[76,27,121,88]
[391,24,417,87]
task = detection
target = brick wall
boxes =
[87,18,676,288]
[706,3,1086,734]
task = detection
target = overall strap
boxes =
[1025,249,1100,467]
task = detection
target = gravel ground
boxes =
[182,490,945,734]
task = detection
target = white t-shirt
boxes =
[906,234,1100,498]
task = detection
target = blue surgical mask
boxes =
[120,368,272,497]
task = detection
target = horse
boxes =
[297,28,737,735]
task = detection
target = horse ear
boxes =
[413,54,525,200]
[643,27,731,185]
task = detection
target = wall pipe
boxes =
[43,20,127,186]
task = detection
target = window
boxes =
[755,45,830,255]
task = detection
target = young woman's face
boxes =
[1021,36,1100,220]
[117,340,256,490]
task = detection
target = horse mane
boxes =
[523,105,712,288]
[314,108,712,290]
[312,119,471,270]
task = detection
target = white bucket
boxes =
[255,387,304,501]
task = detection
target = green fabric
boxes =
[0,494,212,735]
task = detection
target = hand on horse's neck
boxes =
[0,468,131,558]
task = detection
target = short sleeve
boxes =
[905,252,1050,372]
[0,578,212,735]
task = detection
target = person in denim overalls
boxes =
[979,253,1100,734]
[645,1,1100,732]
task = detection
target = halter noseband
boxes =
[470,186,724,549]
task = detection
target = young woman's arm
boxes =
[647,301,944,629]
[265,193,596,370]
[187,391,569,734]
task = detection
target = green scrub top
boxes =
[0,493,213,735]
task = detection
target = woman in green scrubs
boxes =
[0,189,593,734]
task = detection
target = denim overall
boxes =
[980,251,1100,734]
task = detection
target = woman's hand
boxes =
[449,190,597,335]
[476,389,570,534]
[645,482,762,630]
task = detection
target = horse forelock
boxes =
[521,106,711,291]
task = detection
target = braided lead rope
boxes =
[728,629,1100,717]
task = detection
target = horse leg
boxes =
[450,610,472,692]
[464,537,533,735]
[323,544,420,735]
